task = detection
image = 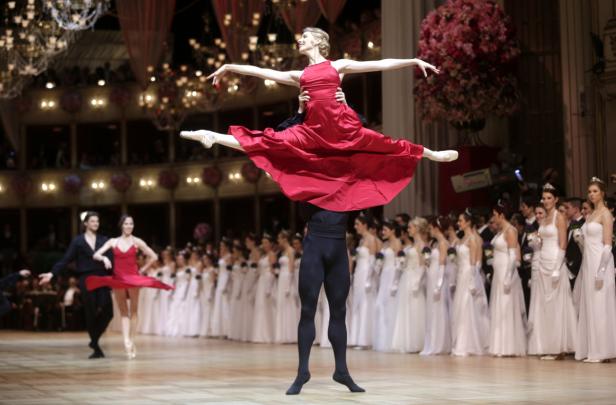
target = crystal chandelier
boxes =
[0,45,25,99]
[45,0,110,31]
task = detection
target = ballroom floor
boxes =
[0,331,615,404]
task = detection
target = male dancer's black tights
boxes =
[287,210,364,395]
[79,274,113,355]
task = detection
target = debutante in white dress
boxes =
[166,267,191,337]
[349,245,375,347]
[210,256,232,338]
[451,241,490,356]
[275,253,299,343]
[392,243,426,353]
[156,264,174,335]
[488,228,527,356]
[239,260,258,341]
[137,268,159,334]
[252,255,275,343]
[198,266,215,337]
[228,261,246,341]
[373,247,399,352]
[528,211,577,355]
[575,220,616,361]
[421,245,452,355]
[184,268,202,337]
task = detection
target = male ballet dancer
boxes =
[39,212,113,358]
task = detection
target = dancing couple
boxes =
[39,212,172,359]
[181,27,458,394]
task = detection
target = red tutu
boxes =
[229,60,423,212]
[85,245,173,291]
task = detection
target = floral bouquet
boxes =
[422,246,432,266]
[483,242,494,266]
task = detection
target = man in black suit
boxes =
[519,195,539,232]
[476,211,494,243]
[39,212,113,359]
[0,269,30,317]
[563,198,585,288]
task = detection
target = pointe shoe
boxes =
[130,342,137,359]
[180,130,216,148]
[124,341,135,360]
[437,150,458,162]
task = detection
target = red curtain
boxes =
[316,0,346,24]
[117,0,176,89]
[280,0,322,37]
[212,0,264,63]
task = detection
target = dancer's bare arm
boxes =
[93,239,115,269]
[207,64,301,87]
[333,58,440,77]
[135,237,158,272]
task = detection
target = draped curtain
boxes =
[316,0,347,24]
[116,0,176,89]
[211,0,264,63]
[279,0,322,37]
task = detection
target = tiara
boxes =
[464,207,473,217]
[590,176,604,184]
[543,183,556,191]
[497,199,506,208]
[436,217,442,228]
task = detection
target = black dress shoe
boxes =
[89,348,105,359]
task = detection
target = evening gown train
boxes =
[228,60,424,212]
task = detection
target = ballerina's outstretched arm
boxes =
[332,58,440,77]
[207,64,302,87]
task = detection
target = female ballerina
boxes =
[86,215,173,359]
[181,27,457,394]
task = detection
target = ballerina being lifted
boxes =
[181,26,458,213]
[181,27,458,395]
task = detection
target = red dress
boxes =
[228,60,424,212]
[85,245,173,291]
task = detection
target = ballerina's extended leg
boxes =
[422,147,459,162]
[180,130,244,151]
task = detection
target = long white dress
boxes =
[198,267,215,337]
[575,221,616,360]
[228,262,246,341]
[156,264,174,335]
[527,211,577,355]
[392,244,426,353]
[184,268,202,337]
[488,229,527,356]
[373,247,399,352]
[349,246,375,347]
[275,254,299,343]
[210,256,232,338]
[252,255,275,343]
[421,246,452,355]
[166,267,191,337]
[239,260,258,341]
[138,268,160,335]
[451,242,490,356]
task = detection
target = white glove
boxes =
[433,264,445,301]
[551,248,566,285]
[503,248,517,294]
[572,229,584,251]
[596,244,614,289]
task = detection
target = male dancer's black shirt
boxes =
[51,234,110,277]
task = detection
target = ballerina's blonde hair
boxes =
[303,27,330,57]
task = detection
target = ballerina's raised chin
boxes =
[181,26,457,163]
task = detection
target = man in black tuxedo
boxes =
[563,198,585,288]
[39,212,113,359]
[519,195,539,232]
[476,211,494,243]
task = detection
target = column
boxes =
[70,122,77,169]
[559,0,598,196]
[70,206,78,238]
[167,130,175,163]
[382,0,452,218]
[169,200,176,248]
[120,115,128,165]
[19,207,27,255]
[19,125,26,170]
[214,189,221,241]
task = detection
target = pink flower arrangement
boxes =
[63,174,83,195]
[414,0,520,127]
[241,161,261,184]
[158,169,179,190]
[110,172,132,193]
[201,166,222,188]
[193,222,212,242]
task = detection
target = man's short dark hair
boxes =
[564,197,583,210]
[520,195,538,209]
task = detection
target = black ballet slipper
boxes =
[88,347,105,359]
[332,372,365,393]
[286,372,311,395]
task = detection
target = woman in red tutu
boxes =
[86,215,173,359]
[181,26,457,212]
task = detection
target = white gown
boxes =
[156,264,174,335]
[488,229,527,356]
[210,256,232,338]
[392,244,426,353]
[451,242,490,356]
[198,267,215,337]
[184,268,202,337]
[138,268,159,335]
[421,246,452,355]
[528,211,577,355]
[575,221,616,360]
[373,247,399,352]
[275,254,299,343]
[252,255,275,343]
[349,246,375,347]
[239,260,258,341]
[166,267,191,337]
[228,262,246,341]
